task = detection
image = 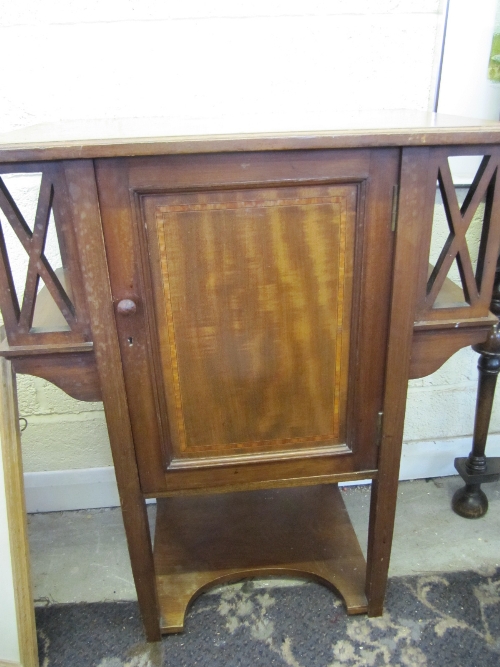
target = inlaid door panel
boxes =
[143,184,356,460]
[95,149,398,494]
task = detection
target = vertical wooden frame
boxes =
[366,147,430,614]
[62,160,161,641]
[0,356,38,667]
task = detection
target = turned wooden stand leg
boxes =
[452,325,500,517]
[453,258,500,518]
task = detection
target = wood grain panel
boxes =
[144,185,356,459]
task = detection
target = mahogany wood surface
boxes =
[1,119,500,639]
[365,147,432,616]
[62,160,160,641]
[96,149,397,495]
[1,112,500,162]
[0,339,93,357]
[153,484,367,633]
[410,327,491,380]
[11,352,101,402]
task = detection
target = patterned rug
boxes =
[36,568,500,667]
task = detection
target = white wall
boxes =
[0,1,444,135]
[1,0,500,512]
[437,0,499,119]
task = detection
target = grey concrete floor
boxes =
[28,476,500,606]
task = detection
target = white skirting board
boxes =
[25,466,121,513]
[24,434,500,513]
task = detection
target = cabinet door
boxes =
[96,149,398,495]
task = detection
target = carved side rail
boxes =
[410,147,500,380]
[402,146,500,517]
[0,163,100,401]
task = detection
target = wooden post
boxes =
[63,161,161,641]
[0,356,39,667]
[366,148,429,615]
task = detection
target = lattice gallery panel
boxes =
[419,150,500,322]
[0,165,90,346]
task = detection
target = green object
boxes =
[488,33,500,81]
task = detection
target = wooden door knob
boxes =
[116,299,137,316]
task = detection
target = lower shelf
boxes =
[153,483,368,634]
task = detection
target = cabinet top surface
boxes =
[0,111,500,163]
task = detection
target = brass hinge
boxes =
[376,411,384,449]
[391,185,399,232]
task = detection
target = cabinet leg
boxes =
[119,493,161,642]
[452,325,500,518]
[66,161,161,641]
[365,475,399,616]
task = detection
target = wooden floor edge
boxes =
[0,358,39,667]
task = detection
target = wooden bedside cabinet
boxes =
[0,113,499,641]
